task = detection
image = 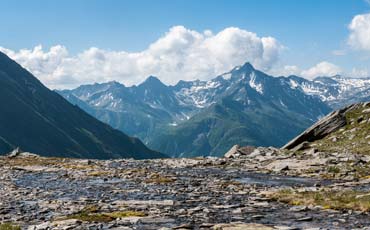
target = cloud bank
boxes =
[0,26,282,89]
[348,13,370,51]
[301,62,342,79]
[271,62,342,79]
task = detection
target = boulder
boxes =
[8,147,39,158]
[291,141,311,152]
[8,147,23,157]
[224,145,240,158]
[224,145,256,158]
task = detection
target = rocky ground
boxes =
[0,150,369,230]
[1,102,370,230]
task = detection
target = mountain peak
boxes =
[229,62,255,73]
[144,75,162,83]
[228,62,256,79]
[140,76,167,88]
[105,80,125,88]
[227,62,256,81]
[239,62,255,72]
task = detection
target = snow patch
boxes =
[249,72,263,94]
[289,80,299,89]
[222,73,232,80]
[175,79,221,108]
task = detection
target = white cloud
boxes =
[281,65,301,76]
[0,25,282,89]
[301,61,342,79]
[269,62,342,79]
[348,13,370,51]
[350,67,369,78]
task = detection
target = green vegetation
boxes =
[269,189,370,212]
[328,166,340,174]
[1,156,63,167]
[149,99,315,157]
[314,104,370,155]
[63,206,146,223]
[0,223,21,230]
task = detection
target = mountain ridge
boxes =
[59,62,332,157]
[0,51,166,159]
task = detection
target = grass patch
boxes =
[314,104,370,155]
[62,205,146,223]
[3,156,63,167]
[0,223,21,230]
[328,166,340,174]
[104,211,146,219]
[66,212,113,222]
[0,155,99,172]
[269,189,370,212]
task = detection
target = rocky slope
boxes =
[283,101,370,153]
[226,101,370,179]
[0,51,165,159]
[59,63,331,157]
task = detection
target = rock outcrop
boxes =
[224,145,256,158]
[282,102,369,150]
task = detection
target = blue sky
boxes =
[0,0,370,88]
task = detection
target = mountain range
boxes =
[0,51,165,159]
[59,62,363,157]
[286,75,370,109]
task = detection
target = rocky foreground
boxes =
[0,102,370,230]
[0,150,369,230]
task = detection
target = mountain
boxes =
[148,64,331,157]
[0,51,165,159]
[59,62,331,157]
[286,75,370,109]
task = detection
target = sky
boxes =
[0,0,370,89]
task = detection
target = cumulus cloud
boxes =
[348,13,370,51]
[301,61,342,79]
[0,26,282,89]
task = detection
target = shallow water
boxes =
[237,173,332,187]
